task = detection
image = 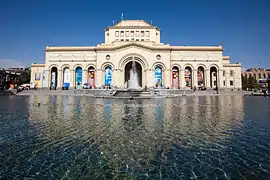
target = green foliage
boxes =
[17,69,31,84]
[242,75,260,90]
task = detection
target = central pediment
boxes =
[96,42,170,51]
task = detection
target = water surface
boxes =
[0,95,269,179]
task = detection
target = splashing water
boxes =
[128,57,140,89]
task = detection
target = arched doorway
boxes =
[184,66,192,89]
[210,66,218,88]
[50,67,58,89]
[88,67,95,88]
[75,67,83,88]
[172,66,179,88]
[63,67,70,89]
[104,66,112,87]
[125,61,142,88]
[154,66,163,87]
[197,66,205,88]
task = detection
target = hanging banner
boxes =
[105,67,112,86]
[64,68,70,88]
[88,69,95,87]
[185,69,191,88]
[75,67,82,88]
[155,67,162,87]
[172,68,179,88]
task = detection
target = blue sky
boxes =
[1,0,270,69]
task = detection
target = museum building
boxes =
[31,20,242,89]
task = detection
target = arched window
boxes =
[185,66,192,88]
[154,66,162,87]
[230,70,234,77]
[75,67,83,88]
[172,66,179,88]
[104,66,112,87]
[63,67,70,88]
[88,67,95,87]
[223,70,226,76]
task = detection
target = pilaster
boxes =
[57,70,63,88]
[82,69,87,84]
[193,69,197,88]
[96,69,102,87]
[180,69,186,88]
[205,69,210,88]
[70,70,75,88]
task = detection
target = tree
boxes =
[241,75,248,90]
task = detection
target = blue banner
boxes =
[154,67,162,87]
[105,67,112,86]
[75,67,82,88]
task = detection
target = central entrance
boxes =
[124,61,142,88]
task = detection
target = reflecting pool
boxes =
[0,95,270,179]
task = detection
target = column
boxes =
[193,69,197,88]
[96,69,102,88]
[165,69,170,88]
[180,69,186,89]
[218,70,223,88]
[57,70,63,89]
[82,69,87,85]
[70,70,75,88]
[205,69,210,88]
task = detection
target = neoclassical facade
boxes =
[31,20,242,89]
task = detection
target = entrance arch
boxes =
[88,66,95,88]
[154,66,163,87]
[75,67,83,88]
[197,66,205,87]
[210,66,218,88]
[172,66,179,88]
[124,61,142,88]
[50,67,58,89]
[63,67,71,89]
[184,66,192,89]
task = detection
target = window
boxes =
[230,80,234,86]
[230,70,234,77]
[131,38,134,41]
[213,73,216,76]
[136,39,139,41]
[115,39,119,41]
[146,39,150,41]
[136,31,139,37]
[115,31,119,37]
[120,31,124,37]
[121,39,124,41]
[131,31,134,37]
[146,31,150,37]
[223,70,226,76]
[223,80,226,86]
[125,31,129,37]
[141,31,145,37]
[141,39,144,41]
[126,39,129,41]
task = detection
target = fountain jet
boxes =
[128,57,140,89]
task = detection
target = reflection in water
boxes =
[1,95,270,179]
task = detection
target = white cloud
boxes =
[0,59,26,69]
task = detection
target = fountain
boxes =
[128,57,140,89]
[113,56,142,97]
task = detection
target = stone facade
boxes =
[31,20,242,90]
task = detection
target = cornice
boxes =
[31,64,45,67]
[46,44,223,52]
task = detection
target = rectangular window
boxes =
[131,31,134,37]
[136,39,139,41]
[146,31,150,37]
[120,31,124,37]
[115,31,119,37]
[136,31,139,37]
[121,39,124,41]
[141,31,145,37]
[223,80,226,86]
[214,81,216,86]
[146,39,150,41]
[125,31,129,37]
[131,38,134,41]
[141,39,144,41]
[126,39,129,41]
[230,80,234,86]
